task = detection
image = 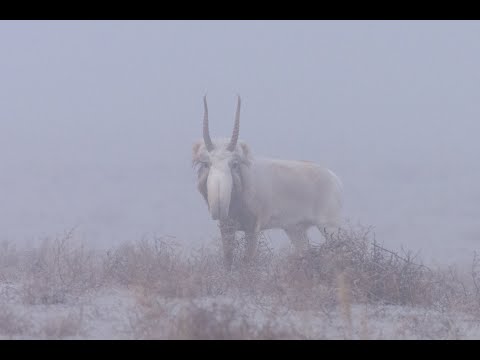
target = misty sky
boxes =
[0,20,479,264]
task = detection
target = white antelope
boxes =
[192,96,343,269]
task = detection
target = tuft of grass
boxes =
[0,305,30,338]
[0,240,21,283]
[21,229,102,305]
[39,308,85,339]
[103,235,192,298]
[285,225,436,307]
[129,299,303,340]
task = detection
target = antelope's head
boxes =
[192,95,251,221]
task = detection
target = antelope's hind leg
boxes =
[316,221,341,242]
[284,225,310,254]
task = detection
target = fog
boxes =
[1,20,479,265]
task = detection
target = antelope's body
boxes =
[193,96,343,269]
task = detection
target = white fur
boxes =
[193,94,343,270]
[193,137,343,269]
[244,157,342,231]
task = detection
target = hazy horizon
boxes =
[1,20,479,265]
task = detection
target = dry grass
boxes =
[0,240,21,283]
[120,225,480,339]
[0,304,85,339]
[1,225,480,339]
[167,302,303,340]
[128,298,303,340]
[21,229,103,305]
[103,235,211,298]
[0,305,30,338]
[39,308,85,339]
[283,225,435,307]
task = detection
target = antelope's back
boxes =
[248,157,343,227]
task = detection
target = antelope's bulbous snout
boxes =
[207,167,232,221]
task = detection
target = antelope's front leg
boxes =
[244,232,258,264]
[219,221,235,270]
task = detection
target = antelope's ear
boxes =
[239,142,252,166]
[197,174,209,205]
[192,140,203,161]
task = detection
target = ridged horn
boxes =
[227,95,241,151]
[203,95,214,152]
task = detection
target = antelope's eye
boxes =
[202,162,210,169]
[231,161,239,169]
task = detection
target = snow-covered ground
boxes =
[2,283,480,340]
[1,228,480,340]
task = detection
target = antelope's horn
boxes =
[227,95,241,151]
[203,95,214,152]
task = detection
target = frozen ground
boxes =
[2,284,480,340]
[1,226,480,340]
